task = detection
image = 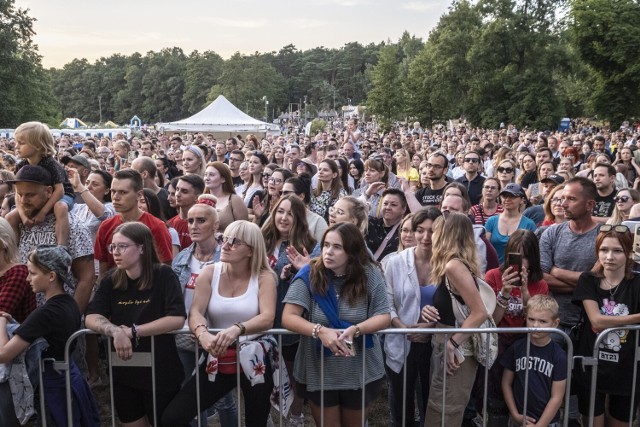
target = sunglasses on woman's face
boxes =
[614,196,630,203]
[497,167,514,174]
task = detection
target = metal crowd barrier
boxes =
[39,326,575,427]
[584,325,640,427]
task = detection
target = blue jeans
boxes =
[177,347,238,427]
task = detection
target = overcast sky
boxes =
[16,0,451,68]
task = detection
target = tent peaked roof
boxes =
[158,95,278,133]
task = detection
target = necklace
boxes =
[602,277,622,300]
[193,248,216,269]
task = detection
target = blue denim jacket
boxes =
[172,243,221,292]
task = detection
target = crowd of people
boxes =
[0,118,639,426]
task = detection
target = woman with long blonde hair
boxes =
[420,212,489,427]
[394,148,419,191]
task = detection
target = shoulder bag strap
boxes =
[228,194,235,221]
[373,222,400,261]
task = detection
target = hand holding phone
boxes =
[344,340,356,357]
[507,253,523,286]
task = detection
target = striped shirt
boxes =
[283,264,390,391]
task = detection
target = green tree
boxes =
[213,53,287,119]
[0,0,58,126]
[465,0,568,128]
[141,47,187,122]
[367,44,402,124]
[183,50,224,114]
[405,0,481,124]
[112,53,145,123]
[570,0,640,126]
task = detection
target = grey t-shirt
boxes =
[283,264,390,391]
[540,222,599,327]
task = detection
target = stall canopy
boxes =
[60,118,88,128]
[158,95,279,133]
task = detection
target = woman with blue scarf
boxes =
[282,223,390,426]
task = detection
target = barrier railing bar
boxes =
[53,327,574,427]
[482,331,490,427]
[521,335,531,427]
[278,333,284,427]
[587,324,640,427]
[361,332,366,427]
[194,338,202,426]
[401,338,408,427]
[629,329,639,425]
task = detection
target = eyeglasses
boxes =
[599,224,630,234]
[218,236,248,248]
[328,206,346,216]
[483,185,498,190]
[614,196,630,203]
[497,167,514,174]
[107,243,140,254]
[551,198,563,205]
[268,177,283,184]
[262,173,272,180]
[463,158,479,164]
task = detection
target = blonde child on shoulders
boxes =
[6,121,73,246]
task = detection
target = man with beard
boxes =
[407,153,449,210]
[11,165,94,311]
[591,163,617,221]
[455,150,485,205]
[539,177,599,427]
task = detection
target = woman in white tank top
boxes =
[162,220,277,427]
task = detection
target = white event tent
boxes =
[157,95,279,133]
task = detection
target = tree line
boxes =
[2,0,639,130]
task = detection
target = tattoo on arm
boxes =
[93,315,119,337]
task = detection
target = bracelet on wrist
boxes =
[131,323,140,347]
[233,322,246,336]
[193,324,208,335]
[312,323,323,339]
[449,337,460,349]
[354,324,362,338]
[496,299,509,309]
[498,291,510,301]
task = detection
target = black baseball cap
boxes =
[541,174,565,185]
[6,165,53,186]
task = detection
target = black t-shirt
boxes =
[456,174,485,206]
[415,186,445,207]
[16,294,80,361]
[520,171,538,190]
[232,175,243,188]
[572,272,640,394]
[87,264,186,389]
[365,217,400,262]
[592,189,616,217]
[501,338,567,422]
